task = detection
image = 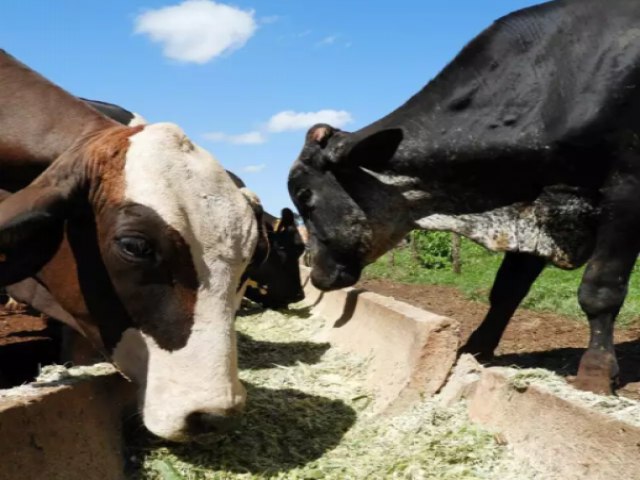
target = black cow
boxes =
[225,171,306,308]
[288,0,640,395]
[84,99,305,309]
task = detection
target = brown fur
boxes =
[37,234,104,351]
[0,50,118,191]
[0,50,248,439]
[27,125,146,352]
[81,125,145,210]
[0,51,186,348]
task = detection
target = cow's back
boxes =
[384,0,640,158]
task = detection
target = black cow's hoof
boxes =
[458,339,495,363]
[573,349,618,395]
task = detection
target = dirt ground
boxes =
[359,278,640,400]
[0,303,61,387]
[0,307,48,345]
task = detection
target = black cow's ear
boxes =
[344,128,404,169]
[0,156,83,286]
[279,208,295,230]
[305,124,336,148]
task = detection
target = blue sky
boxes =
[1,0,541,214]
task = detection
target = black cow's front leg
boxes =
[576,250,639,394]
[575,154,640,394]
[575,235,640,394]
[460,252,546,359]
[575,261,627,394]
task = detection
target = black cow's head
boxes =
[288,124,407,291]
[244,208,305,308]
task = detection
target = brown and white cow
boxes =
[80,99,305,309]
[0,49,259,441]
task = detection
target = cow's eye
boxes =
[116,236,154,261]
[296,188,312,206]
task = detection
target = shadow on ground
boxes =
[237,331,329,370]
[0,317,62,387]
[125,383,356,478]
[279,305,313,319]
[487,338,640,391]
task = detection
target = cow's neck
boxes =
[0,50,117,190]
[359,158,598,270]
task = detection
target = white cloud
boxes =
[242,164,266,173]
[203,109,353,146]
[134,0,256,64]
[316,35,338,47]
[266,110,353,132]
[260,15,279,25]
[203,130,266,145]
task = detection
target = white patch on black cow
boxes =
[113,123,257,441]
[416,187,598,269]
[363,169,598,269]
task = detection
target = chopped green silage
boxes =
[0,362,118,401]
[506,367,640,427]
[36,362,118,383]
[129,305,539,480]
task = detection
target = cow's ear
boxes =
[276,208,295,232]
[343,128,404,169]
[226,169,245,189]
[305,124,336,148]
[0,157,83,286]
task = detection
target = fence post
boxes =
[452,233,461,274]
[411,232,419,262]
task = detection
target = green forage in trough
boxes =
[150,460,185,480]
[507,367,640,426]
[127,305,534,479]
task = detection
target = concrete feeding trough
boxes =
[466,365,640,480]
[0,267,638,479]
[301,266,640,478]
[432,353,640,479]
[300,266,460,413]
[0,364,133,480]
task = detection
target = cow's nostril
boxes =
[186,411,242,435]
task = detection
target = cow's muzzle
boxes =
[310,249,361,291]
[186,410,243,437]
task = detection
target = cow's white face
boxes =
[108,123,257,441]
[0,122,257,442]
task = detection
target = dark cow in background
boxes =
[0,49,259,441]
[289,0,640,395]
[81,98,147,127]
[84,100,306,309]
[225,171,305,308]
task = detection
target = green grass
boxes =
[363,237,640,327]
